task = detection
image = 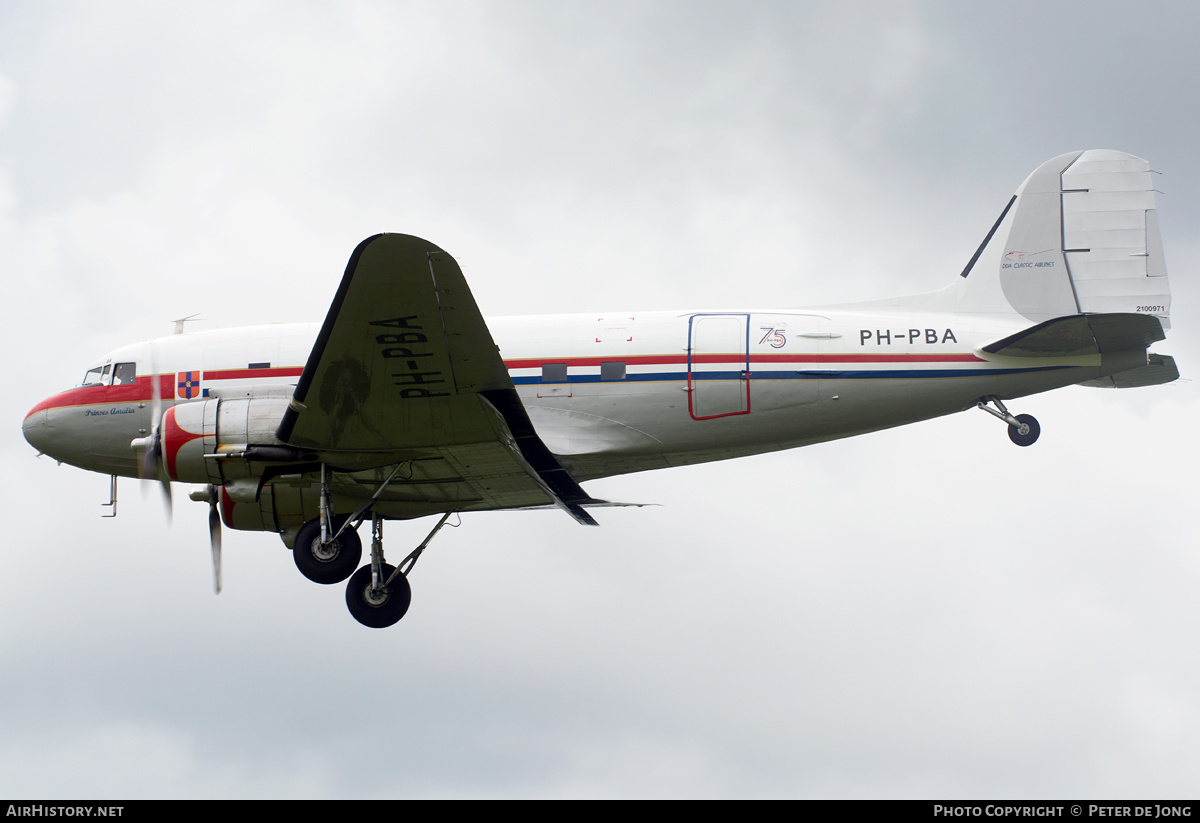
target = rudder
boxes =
[955,150,1171,328]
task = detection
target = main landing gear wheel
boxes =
[1007,413,1041,447]
[293,515,363,585]
[345,563,411,628]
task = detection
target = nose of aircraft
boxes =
[22,406,51,455]
[23,390,144,476]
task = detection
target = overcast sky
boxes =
[2,0,1198,799]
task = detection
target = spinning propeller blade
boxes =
[136,345,173,522]
[191,485,223,595]
[209,495,222,595]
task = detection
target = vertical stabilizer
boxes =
[954,150,1171,328]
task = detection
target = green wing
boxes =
[277,234,598,524]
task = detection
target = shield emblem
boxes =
[177,371,200,399]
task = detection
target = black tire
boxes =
[345,563,411,629]
[1007,413,1040,447]
[293,516,362,585]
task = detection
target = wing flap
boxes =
[480,389,600,525]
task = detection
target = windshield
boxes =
[82,363,111,387]
[81,361,137,387]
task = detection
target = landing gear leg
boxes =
[294,463,409,585]
[345,515,410,628]
[977,396,1040,447]
[344,512,455,629]
[293,464,363,584]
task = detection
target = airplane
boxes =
[22,149,1178,628]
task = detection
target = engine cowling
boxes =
[161,396,294,484]
[163,396,326,538]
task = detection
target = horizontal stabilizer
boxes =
[982,313,1165,357]
[1077,353,1179,388]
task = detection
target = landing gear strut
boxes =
[977,396,1040,447]
[344,512,455,629]
[345,516,410,628]
[293,462,408,585]
[294,463,456,627]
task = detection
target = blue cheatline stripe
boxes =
[511,365,1071,386]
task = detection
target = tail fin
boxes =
[951,150,1171,329]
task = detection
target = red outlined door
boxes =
[688,313,750,420]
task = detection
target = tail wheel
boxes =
[1007,414,1041,447]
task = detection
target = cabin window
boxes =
[601,361,626,380]
[541,363,568,383]
[248,362,270,369]
[112,362,137,385]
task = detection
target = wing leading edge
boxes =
[277,233,599,524]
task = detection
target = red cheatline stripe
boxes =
[24,375,171,416]
[24,369,304,416]
[203,367,305,380]
[25,353,988,418]
[503,352,984,369]
[504,355,689,369]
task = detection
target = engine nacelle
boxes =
[161,396,336,540]
[161,396,295,484]
[217,481,322,542]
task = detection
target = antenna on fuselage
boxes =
[172,314,204,335]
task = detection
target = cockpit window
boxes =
[112,362,137,385]
[82,363,111,387]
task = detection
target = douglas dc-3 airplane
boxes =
[23,150,1178,627]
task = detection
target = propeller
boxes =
[133,344,221,594]
[133,344,173,521]
[190,484,223,594]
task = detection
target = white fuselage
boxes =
[23,307,1102,488]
